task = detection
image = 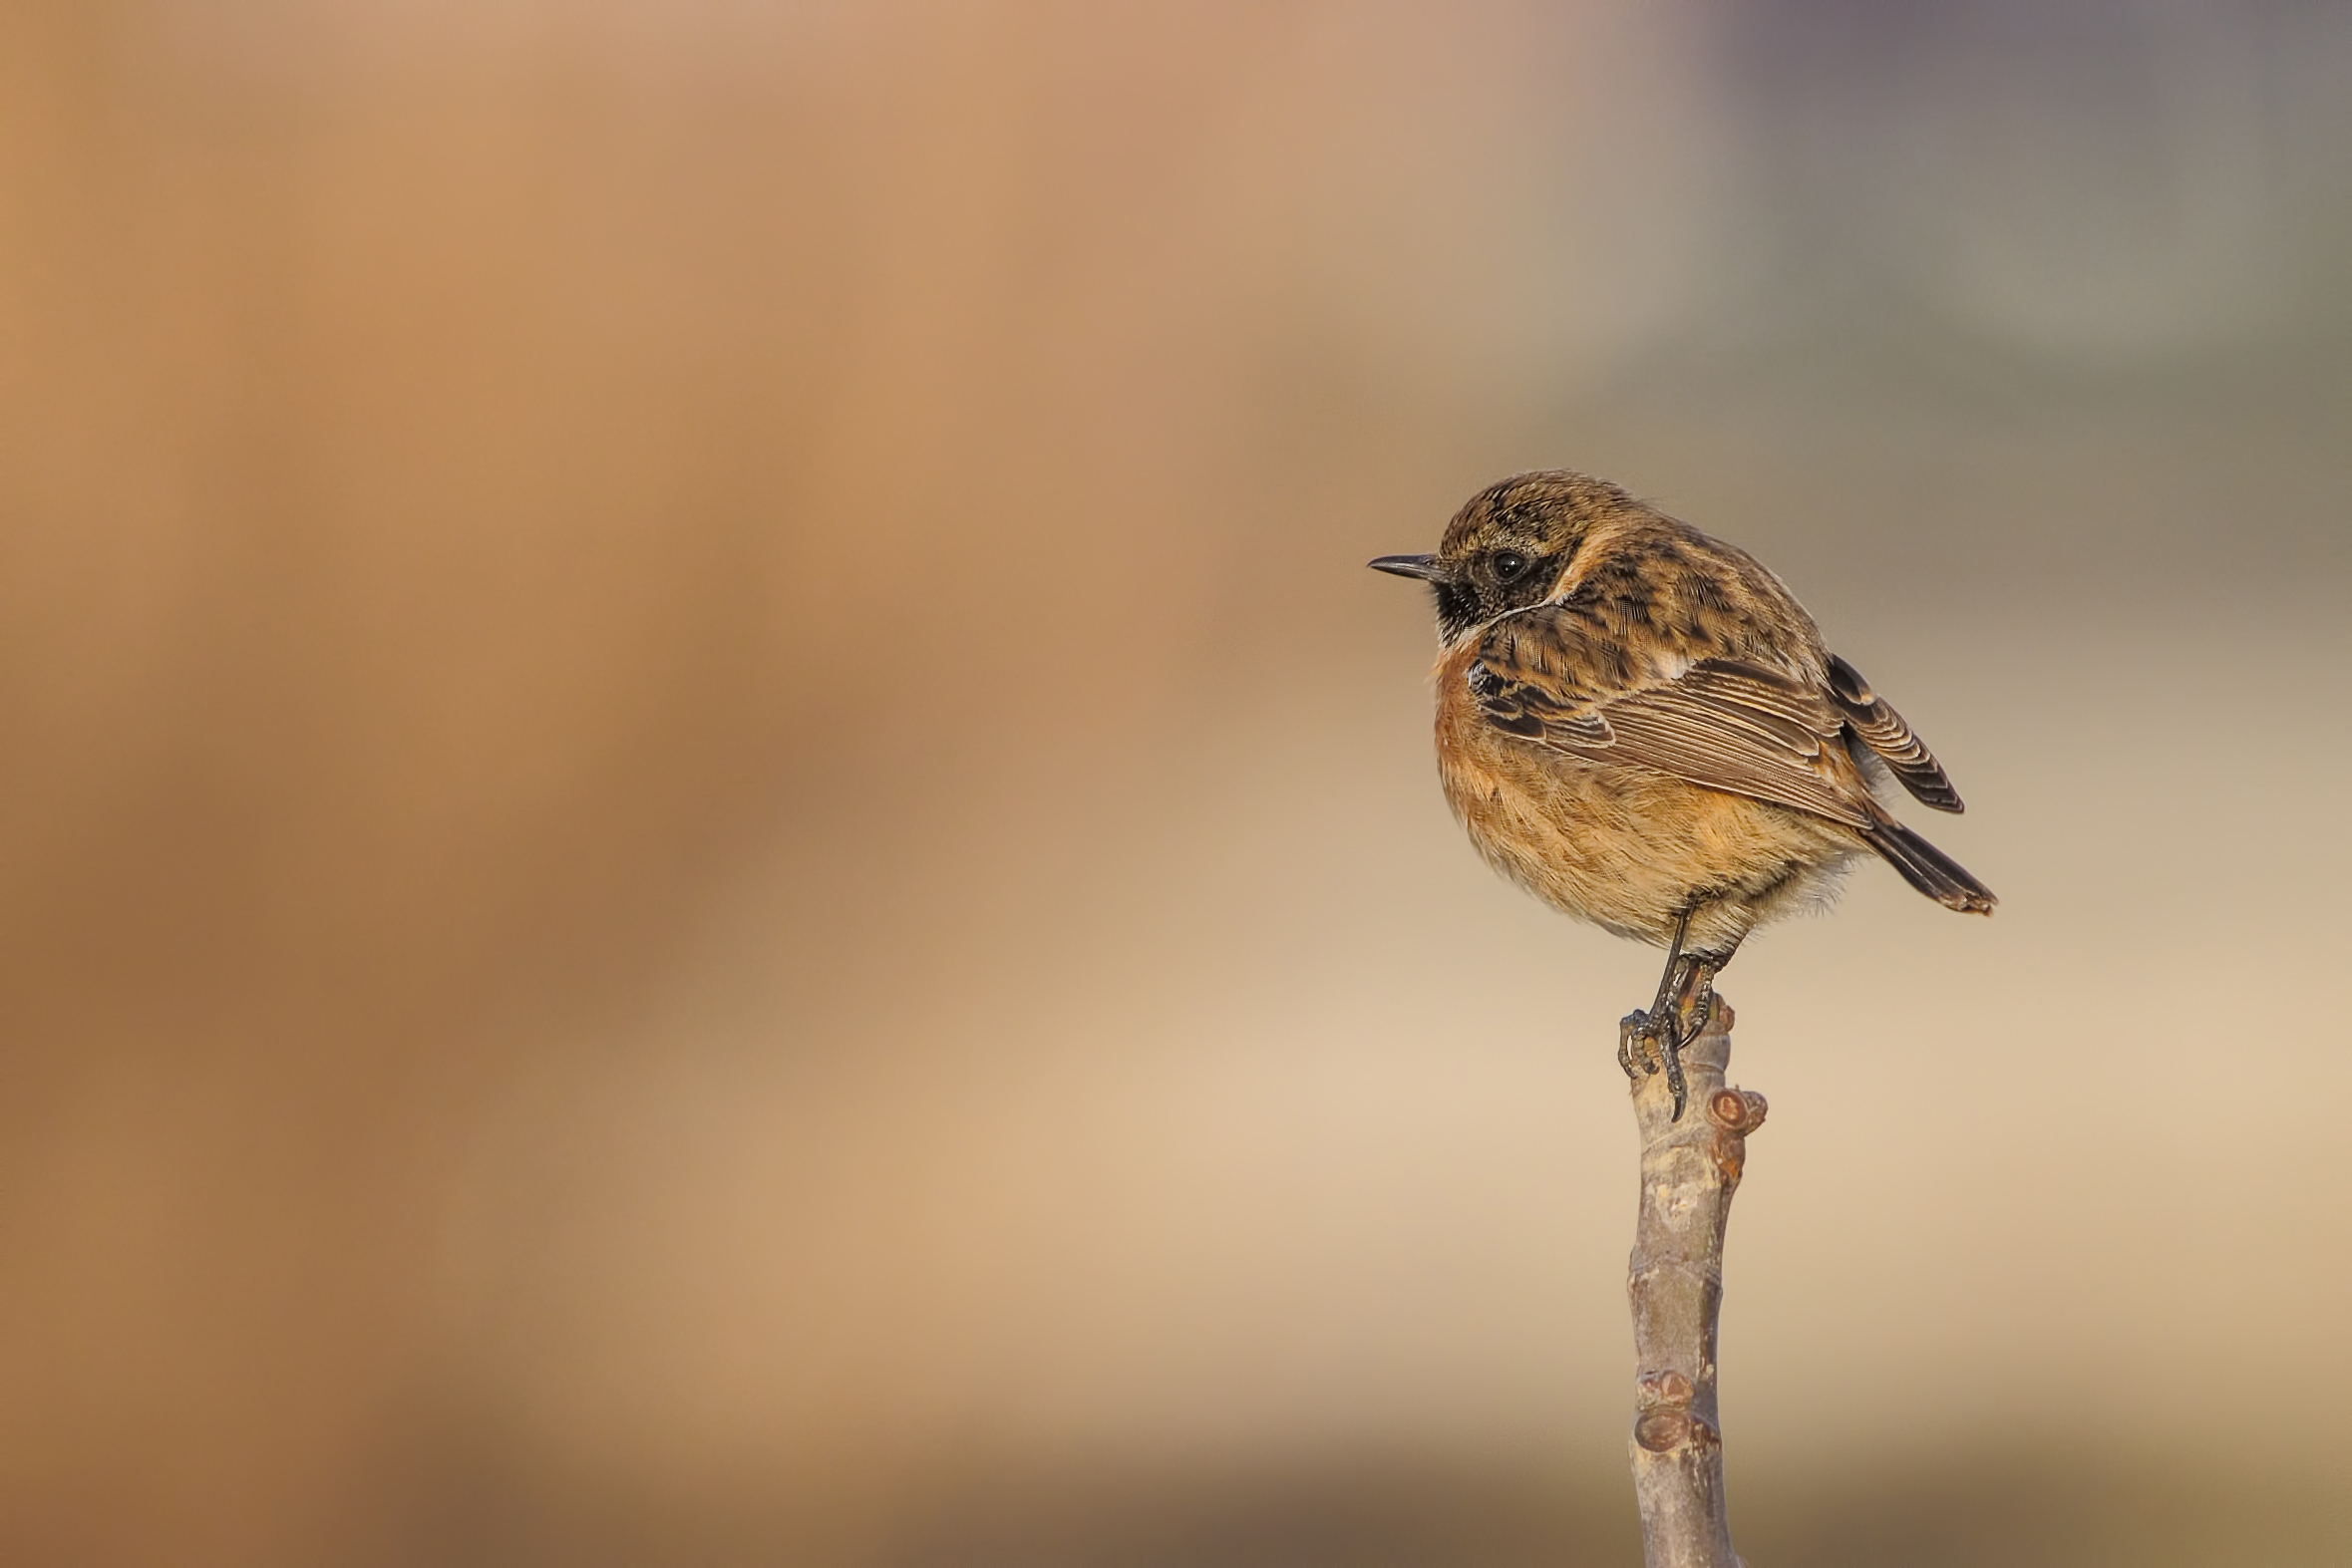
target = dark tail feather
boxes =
[1861,817,1997,914]
[1827,654,1966,814]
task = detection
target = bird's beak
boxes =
[1367,554,1444,582]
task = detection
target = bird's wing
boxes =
[1472,607,1872,827]
[1825,654,1965,813]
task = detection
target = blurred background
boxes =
[4,1,2350,1563]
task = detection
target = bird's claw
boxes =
[1619,1000,1705,1122]
[1618,1011,1656,1080]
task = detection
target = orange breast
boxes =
[1430,641,1858,950]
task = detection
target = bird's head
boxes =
[1368,470,1628,643]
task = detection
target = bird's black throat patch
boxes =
[1435,579,1484,643]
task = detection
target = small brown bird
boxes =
[1372,470,1994,1117]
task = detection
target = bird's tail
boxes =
[1860,814,1997,914]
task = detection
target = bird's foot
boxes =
[1676,969,1717,1048]
[1618,1008,1690,1122]
[1617,1012,1655,1080]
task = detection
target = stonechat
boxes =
[1373,470,1994,1117]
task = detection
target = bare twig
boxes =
[1623,998,1767,1568]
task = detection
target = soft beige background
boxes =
[3,2,2349,1563]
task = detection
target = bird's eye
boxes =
[1491,550,1528,582]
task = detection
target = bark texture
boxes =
[1624,998,1767,1568]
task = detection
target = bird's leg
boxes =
[1650,943,1746,1120]
[1667,954,1721,1052]
[1620,922,1742,1121]
[1619,911,1694,1118]
[1671,936,1744,1049]
[1618,913,1688,1077]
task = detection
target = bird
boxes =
[1370,470,1994,1118]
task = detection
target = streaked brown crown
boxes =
[1424,470,1633,642]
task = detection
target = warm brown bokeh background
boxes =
[4,3,2350,1563]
